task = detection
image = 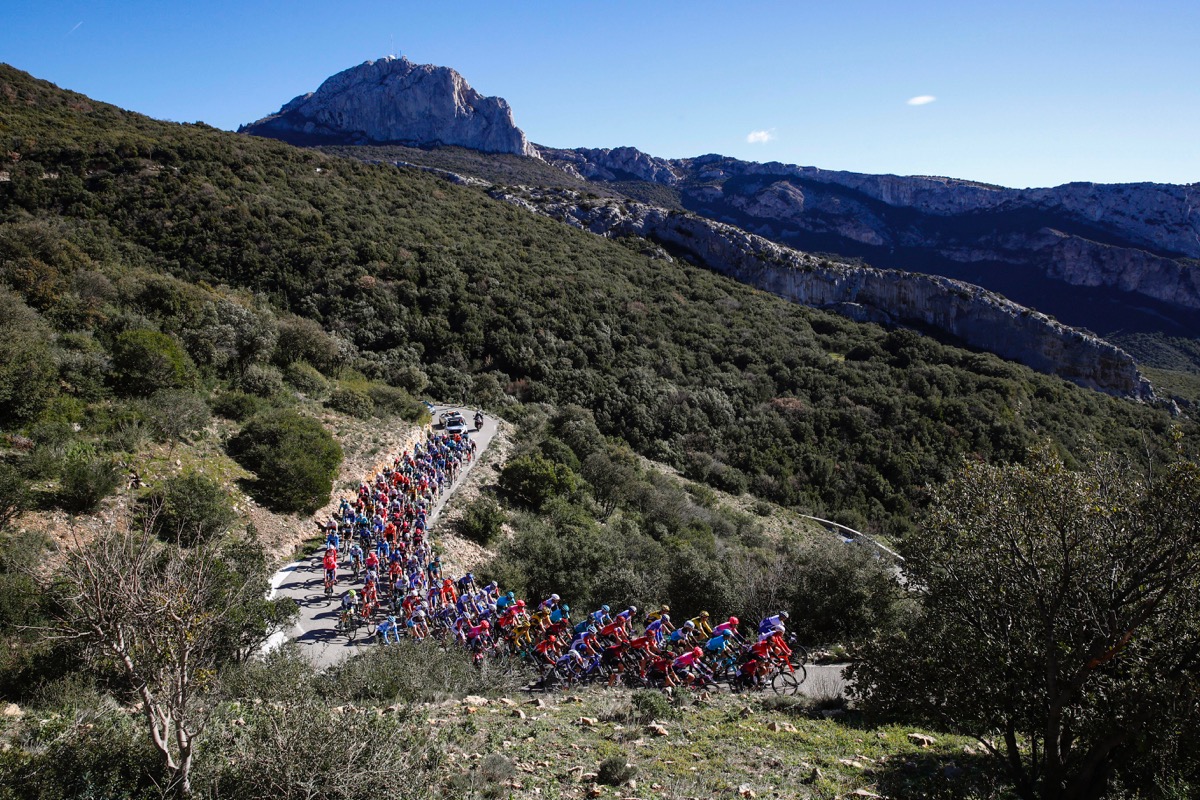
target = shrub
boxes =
[282,361,327,395]
[238,363,285,398]
[139,389,211,444]
[630,689,675,722]
[273,315,339,373]
[228,409,342,514]
[367,383,427,422]
[0,463,31,532]
[145,472,237,546]
[211,390,266,421]
[326,384,374,418]
[597,756,637,786]
[457,497,506,546]
[56,455,121,513]
[109,329,196,397]
[499,452,579,510]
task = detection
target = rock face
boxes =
[240,57,537,156]
[488,186,1153,399]
[538,148,1200,335]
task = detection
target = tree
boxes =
[41,521,293,798]
[849,446,1200,800]
[145,472,237,547]
[499,452,579,511]
[228,409,342,513]
[109,329,196,397]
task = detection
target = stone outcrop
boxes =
[538,147,1200,323]
[240,57,537,156]
[486,186,1153,399]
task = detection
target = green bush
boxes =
[0,290,58,426]
[139,389,211,444]
[144,472,236,546]
[499,452,579,510]
[282,361,328,395]
[238,363,285,398]
[228,409,342,514]
[56,455,121,513]
[597,756,637,786]
[0,464,31,532]
[326,384,374,418]
[367,383,428,422]
[109,329,196,397]
[630,689,675,722]
[211,390,266,421]
[457,497,506,546]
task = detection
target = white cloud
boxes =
[746,129,775,144]
[907,95,937,106]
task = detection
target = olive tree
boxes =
[849,446,1200,799]
[41,521,295,798]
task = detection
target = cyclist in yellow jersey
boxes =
[689,610,714,638]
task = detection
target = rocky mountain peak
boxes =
[240,56,538,157]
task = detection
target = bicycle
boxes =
[335,608,359,641]
[323,572,335,598]
[768,656,807,695]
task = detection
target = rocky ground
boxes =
[343,686,998,799]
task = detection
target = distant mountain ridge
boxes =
[538,147,1200,335]
[240,56,536,156]
[238,57,1200,398]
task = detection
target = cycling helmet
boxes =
[415,610,425,618]
[550,593,560,601]
[548,635,557,643]
[507,591,515,599]
[729,616,739,626]
[560,604,570,613]
[489,603,498,612]
[481,620,490,630]
[779,611,790,620]
[721,629,733,638]
[684,620,695,629]
[388,615,396,623]
[773,624,786,634]
[348,589,357,597]
[692,647,703,657]
[601,604,610,613]
[628,606,638,615]
[516,600,526,608]
[660,613,670,622]
[661,604,670,612]
[700,610,710,618]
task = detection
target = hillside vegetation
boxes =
[1,64,1188,544]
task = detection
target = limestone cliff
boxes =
[240,57,537,156]
[487,186,1153,399]
[538,147,1200,331]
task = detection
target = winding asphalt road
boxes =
[264,406,498,669]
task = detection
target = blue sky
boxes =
[3,1,1198,188]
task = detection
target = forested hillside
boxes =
[0,63,1189,539]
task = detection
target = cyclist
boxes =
[757,611,789,636]
[496,590,517,612]
[645,613,672,644]
[666,647,707,688]
[689,611,714,638]
[590,604,612,628]
[713,615,740,639]
[666,619,696,648]
[322,547,338,590]
[348,541,364,576]
[376,615,400,645]
[645,604,671,625]
[549,603,571,626]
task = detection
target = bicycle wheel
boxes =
[791,645,810,667]
[366,619,377,637]
[347,618,359,641]
[771,669,801,696]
